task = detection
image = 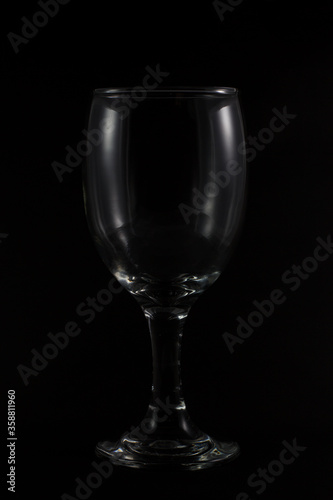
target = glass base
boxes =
[95,432,240,471]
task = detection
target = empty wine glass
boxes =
[83,87,247,470]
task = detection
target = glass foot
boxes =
[95,432,240,470]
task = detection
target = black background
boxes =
[2,1,333,499]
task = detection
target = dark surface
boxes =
[2,1,333,498]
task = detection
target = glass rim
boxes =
[94,86,238,97]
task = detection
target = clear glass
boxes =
[83,86,247,470]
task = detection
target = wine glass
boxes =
[83,87,247,470]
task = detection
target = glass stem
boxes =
[146,310,186,408]
[138,308,202,441]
